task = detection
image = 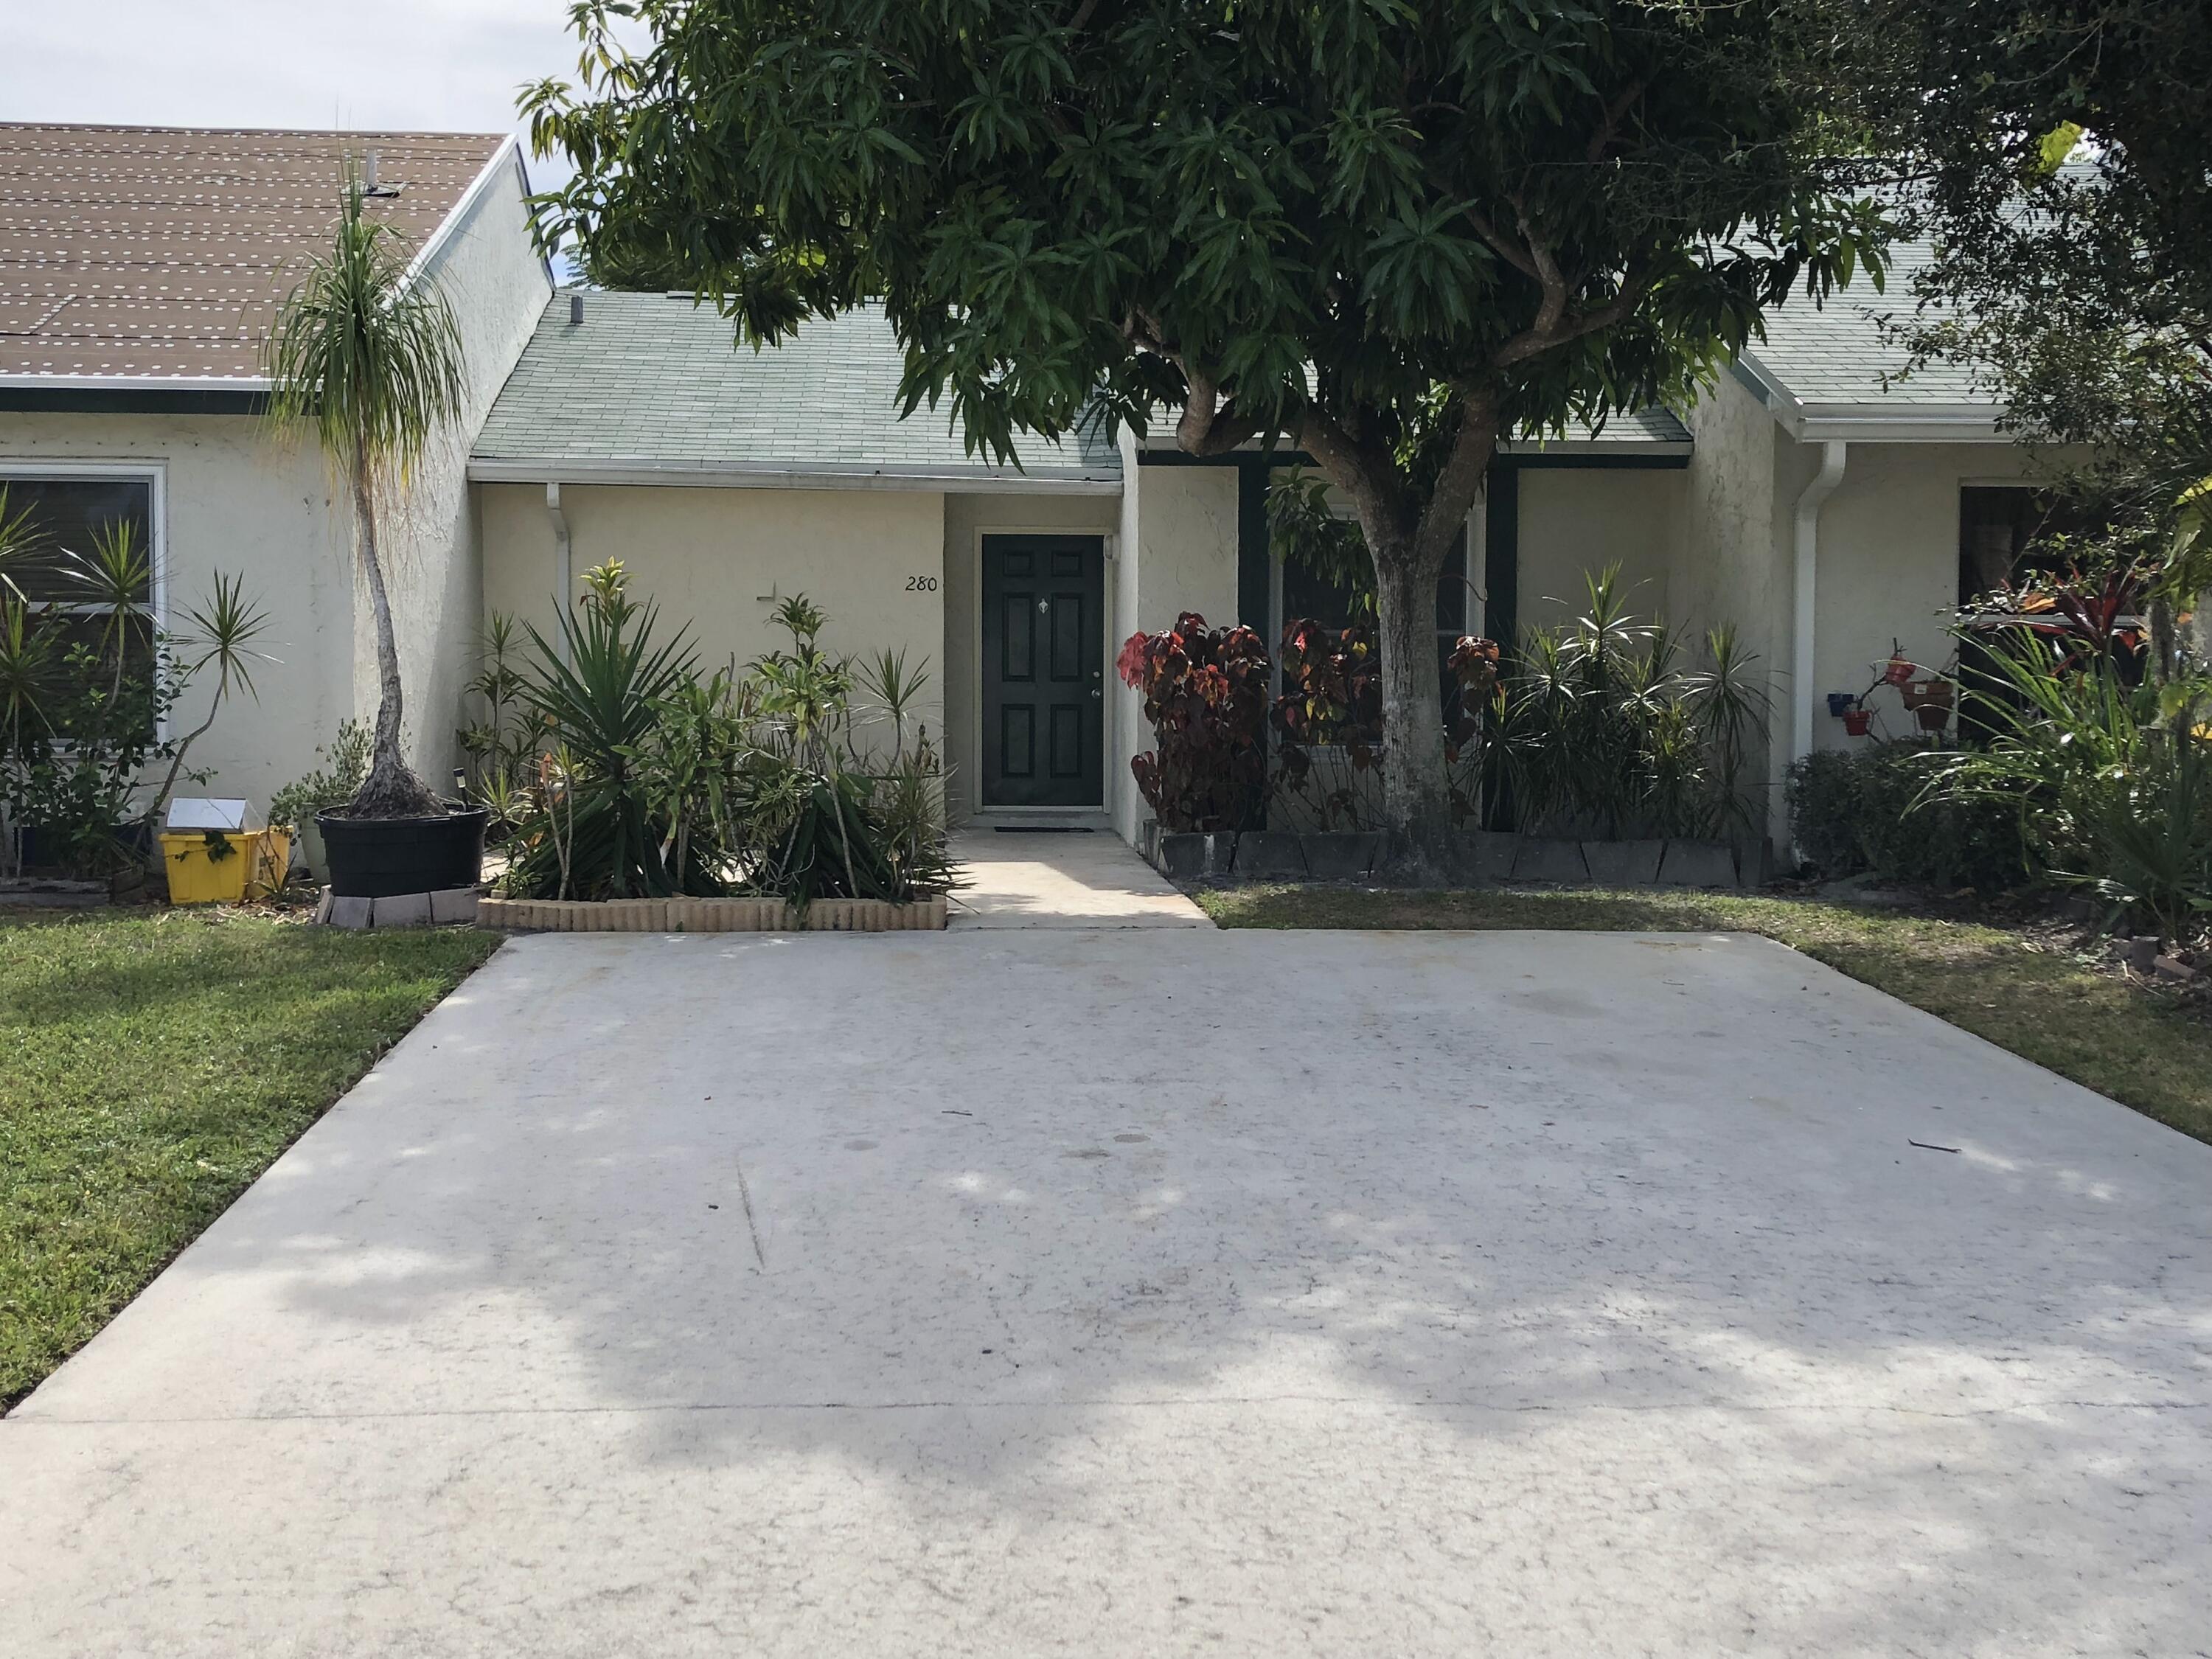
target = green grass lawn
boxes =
[1,909,497,1411]
[1200,884,2212,1148]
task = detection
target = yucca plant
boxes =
[139,573,275,832]
[58,519,154,708]
[265,170,467,819]
[855,647,931,768]
[1496,568,1767,841]
[509,563,700,899]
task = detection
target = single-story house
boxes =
[0,122,550,809]
[1,122,2062,860]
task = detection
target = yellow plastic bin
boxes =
[161,828,292,905]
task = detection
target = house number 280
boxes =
[905,575,939,592]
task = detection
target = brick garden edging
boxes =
[475,894,950,933]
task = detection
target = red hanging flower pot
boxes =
[1842,708,1874,737]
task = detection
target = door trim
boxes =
[974,530,1110,810]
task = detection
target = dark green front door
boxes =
[981,535,1104,807]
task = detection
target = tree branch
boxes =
[1295,410,1416,554]
[1492,267,1655,369]
[1511,195,1571,340]
[1413,388,1503,569]
[1175,365,1265,456]
[1586,79,1647,164]
[1458,204,1541,282]
[1126,316,1265,457]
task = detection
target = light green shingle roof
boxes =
[472,293,1122,488]
[1504,405,1692,448]
[1743,238,1990,410]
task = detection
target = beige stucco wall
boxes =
[480,481,950,765]
[1809,439,2063,752]
[1514,467,1685,636]
[1116,460,1239,840]
[942,490,1120,820]
[367,154,551,790]
[1674,372,1791,843]
[0,413,349,812]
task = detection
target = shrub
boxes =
[499,569,953,906]
[0,499,268,878]
[1497,568,1770,841]
[1117,613,1270,833]
[1269,618,1498,832]
[1931,637,2212,935]
[269,720,372,832]
[1787,742,2032,892]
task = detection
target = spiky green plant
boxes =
[140,572,275,832]
[0,485,46,608]
[60,519,153,706]
[263,170,467,819]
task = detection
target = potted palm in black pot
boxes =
[266,174,486,899]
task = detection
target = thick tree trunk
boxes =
[1369,539,1455,860]
[1297,396,1501,870]
[347,446,442,818]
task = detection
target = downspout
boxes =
[1786,440,1848,858]
[544,481,572,666]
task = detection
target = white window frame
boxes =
[0,459,170,739]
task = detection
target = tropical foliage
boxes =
[1933,638,2212,939]
[264,173,467,820]
[1270,619,1499,833]
[498,566,953,908]
[1116,614,1270,835]
[0,491,269,879]
[1496,571,1772,842]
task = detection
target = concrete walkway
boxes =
[5,929,2209,1655]
[948,824,1208,928]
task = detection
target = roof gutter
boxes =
[1784,440,1849,856]
[467,458,1124,495]
[1736,347,2008,443]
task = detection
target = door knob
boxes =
[1090,688,1102,699]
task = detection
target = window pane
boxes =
[0,476,153,603]
[1958,486,2107,603]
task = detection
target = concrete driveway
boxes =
[4,928,2208,1656]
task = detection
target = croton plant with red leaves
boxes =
[1116,613,1270,832]
[1271,620,1502,829]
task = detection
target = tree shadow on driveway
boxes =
[13,928,2211,1654]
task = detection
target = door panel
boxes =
[982,535,1104,807]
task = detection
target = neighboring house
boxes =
[0,122,550,810]
[0,120,2058,861]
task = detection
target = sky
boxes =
[7,0,611,189]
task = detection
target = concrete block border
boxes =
[318,887,479,929]
[474,894,949,933]
[1142,826,1743,890]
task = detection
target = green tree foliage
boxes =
[1880,1,2212,637]
[524,0,1884,856]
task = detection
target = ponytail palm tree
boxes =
[265,174,467,818]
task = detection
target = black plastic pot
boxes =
[316,807,487,898]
